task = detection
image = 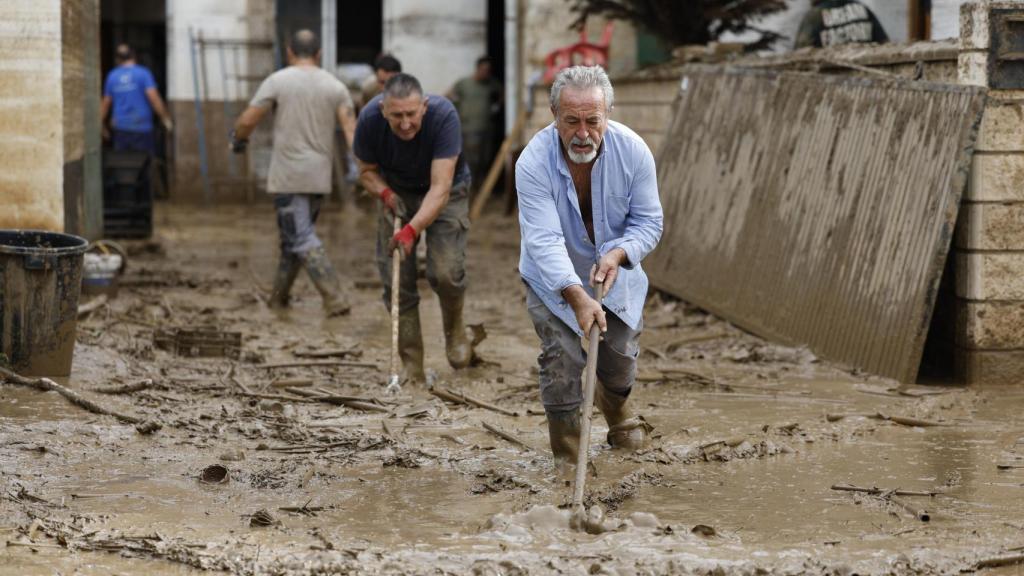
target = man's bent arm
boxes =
[408,157,457,234]
[233,105,269,141]
[337,105,356,149]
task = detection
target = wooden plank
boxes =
[645,66,985,382]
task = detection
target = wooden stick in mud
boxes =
[91,379,154,395]
[573,281,605,515]
[77,294,109,317]
[0,366,153,429]
[976,553,1024,570]
[830,484,939,498]
[284,387,390,413]
[890,496,930,522]
[825,413,948,427]
[482,421,534,451]
[429,386,519,417]
[257,359,379,370]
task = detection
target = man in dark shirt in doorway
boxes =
[795,0,888,49]
[353,73,474,383]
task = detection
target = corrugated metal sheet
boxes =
[646,65,985,382]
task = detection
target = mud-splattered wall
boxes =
[0,0,101,236]
[0,0,65,231]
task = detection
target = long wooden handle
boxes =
[572,282,605,510]
[389,215,402,382]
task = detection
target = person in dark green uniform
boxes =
[447,57,502,192]
[795,0,889,49]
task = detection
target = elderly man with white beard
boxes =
[516,65,664,472]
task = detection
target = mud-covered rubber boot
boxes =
[547,410,581,478]
[399,306,426,383]
[299,246,351,317]
[596,385,651,450]
[268,254,301,309]
[439,293,472,369]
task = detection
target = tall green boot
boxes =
[268,254,301,309]
[547,410,581,476]
[299,246,351,317]
[439,293,472,369]
[399,306,426,383]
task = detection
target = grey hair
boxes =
[383,72,424,100]
[549,65,614,112]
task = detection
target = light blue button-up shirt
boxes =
[516,120,664,335]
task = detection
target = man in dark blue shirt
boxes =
[354,73,473,383]
[100,44,173,154]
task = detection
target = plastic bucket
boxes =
[0,230,89,377]
[82,240,127,298]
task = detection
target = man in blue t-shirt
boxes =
[100,44,174,154]
[354,73,474,383]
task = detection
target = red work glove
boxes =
[390,223,418,258]
[379,187,407,217]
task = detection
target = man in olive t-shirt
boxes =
[230,29,357,316]
[448,56,501,191]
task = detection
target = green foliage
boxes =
[568,0,789,51]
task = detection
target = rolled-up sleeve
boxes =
[600,143,663,270]
[517,152,582,296]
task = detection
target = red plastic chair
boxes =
[542,22,614,83]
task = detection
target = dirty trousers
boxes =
[376,182,470,311]
[274,193,324,255]
[526,285,642,414]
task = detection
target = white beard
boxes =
[567,137,598,164]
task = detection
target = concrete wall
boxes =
[62,0,103,238]
[166,0,274,202]
[383,0,487,96]
[0,0,66,231]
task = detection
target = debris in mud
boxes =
[154,327,242,359]
[199,464,229,484]
[249,508,278,527]
[382,447,425,468]
[691,524,717,537]
[585,470,665,513]
[722,343,816,365]
[471,469,536,494]
[632,437,792,465]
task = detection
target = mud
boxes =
[2,204,1024,575]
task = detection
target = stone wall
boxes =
[953,1,1024,385]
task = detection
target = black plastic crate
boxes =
[103,150,153,238]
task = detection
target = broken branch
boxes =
[256,360,379,370]
[482,421,534,452]
[0,366,155,431]
[830,484,939,497]
[430,386,519,417]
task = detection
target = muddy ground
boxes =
[2,203,1024,575]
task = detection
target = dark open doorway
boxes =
[100,0,167,100]
[337,0,383,64]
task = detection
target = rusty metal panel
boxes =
[646,65,985,382]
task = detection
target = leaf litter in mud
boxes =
[471,469,537,494]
